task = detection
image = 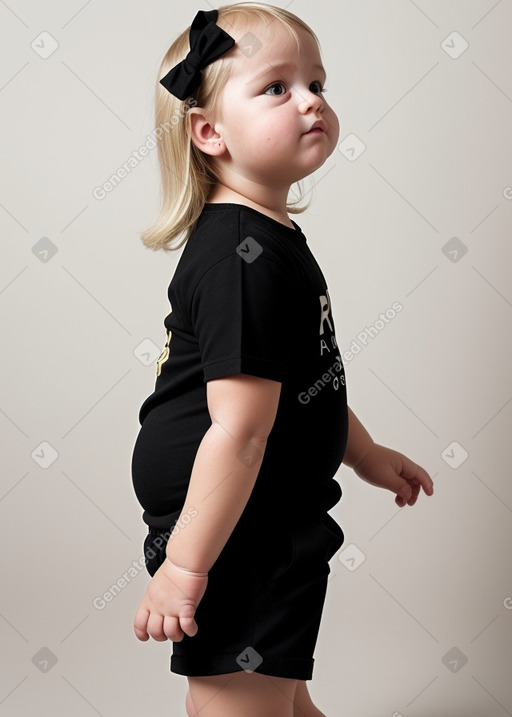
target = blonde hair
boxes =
[141,2,320,252]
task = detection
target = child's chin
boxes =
[305,154,332,176]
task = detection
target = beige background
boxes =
[1,0,511,715]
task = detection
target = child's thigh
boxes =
[187,671,297,717]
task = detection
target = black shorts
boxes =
[142,511,345,681]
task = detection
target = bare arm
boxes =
[342,405,434,506]
[165,373,282,574]
[342,406,375,470]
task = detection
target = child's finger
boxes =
[415,465,434,495]
[163,614,184,641]
[133,605,150,641]
[147,613,171,642]
[408,479,422,505]
[180,615,199,638]
[178,604,199,637]
[399,456,434,496]
[395,483,412,507]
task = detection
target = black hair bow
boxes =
[159,9,235,100]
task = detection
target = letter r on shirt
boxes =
[319,290,333,335]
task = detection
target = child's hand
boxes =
[352,443,434,507]
[133,558,208,642]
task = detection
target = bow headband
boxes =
[159,9,235,100]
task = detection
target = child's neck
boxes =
[206,184,296,230]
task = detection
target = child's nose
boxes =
[297,89,325,114]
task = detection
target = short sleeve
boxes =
[191,250,294,383]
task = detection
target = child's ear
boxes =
[187,108,225,157]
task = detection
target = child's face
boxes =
[212,21,340,187]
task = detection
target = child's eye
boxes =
[310,81,327,94]
[264,82,286,96]
[263,81,327,96]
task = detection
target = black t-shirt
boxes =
[131,203,349,530]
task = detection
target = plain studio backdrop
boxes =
[1,1,511,715]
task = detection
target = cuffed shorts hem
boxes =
[170,653,314,681]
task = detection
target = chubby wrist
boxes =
[165,523,212,574]
[165,556,208,576]
[343,438,376,471]
[342,407,376,470]
[351,441,376,472]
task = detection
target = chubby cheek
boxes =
[229,100,288,139]
[252,115,296,154]
[324,107,340,145]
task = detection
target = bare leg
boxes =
[293,681,327,717]
[186,688,196,717]
[187,671,297,717]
